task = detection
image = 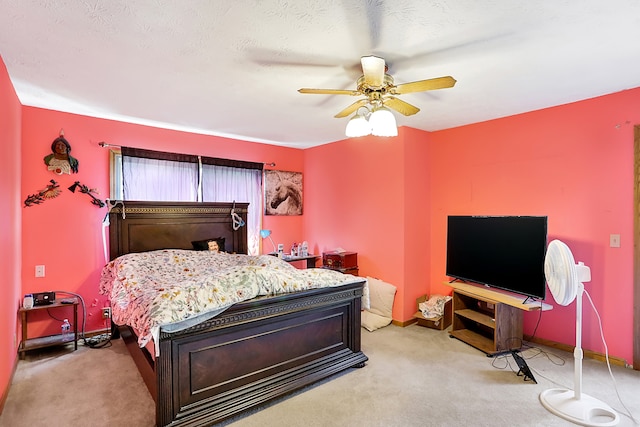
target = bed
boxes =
[102,201,367,427]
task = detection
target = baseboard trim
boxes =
[524,335,630,368]
[0,354,19,416]
[393,318,417,327]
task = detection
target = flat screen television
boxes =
[446,215,548,300]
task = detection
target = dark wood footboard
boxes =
[120,280,367,427]
[108,202,367,425]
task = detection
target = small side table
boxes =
[270,253,320,268]
[18,299,79,359]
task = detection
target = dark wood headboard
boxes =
[108,201,248,260]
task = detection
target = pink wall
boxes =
[303,129,432,320]
[304,134,406,316]
[402,128,434,319]
[427,89,640,363]
[20,108,304,338]
[0,58,22,405]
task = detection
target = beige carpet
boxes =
[1,324,639,427]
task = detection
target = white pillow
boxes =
[366,276,396,318]
[361,310,392,332]
[361,279,371,310]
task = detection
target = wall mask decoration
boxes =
[24,179,61,207]
[264,170,303,216]
[68,181,105,207]
[43,129,79,175]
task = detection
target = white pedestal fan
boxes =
[539,239,619,426]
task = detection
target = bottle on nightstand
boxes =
[61,319,72,342]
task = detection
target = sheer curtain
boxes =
[201,164,262,255]
[122,156,199,201]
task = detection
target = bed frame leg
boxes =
[110,321,120,339]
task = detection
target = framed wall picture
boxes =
[264,170,302,215]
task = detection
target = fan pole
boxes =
[574,283,584,400]
[539,282,619,426]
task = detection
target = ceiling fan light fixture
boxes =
[299,55,456,139]
[369,106,397,137]
[345,111,372,137]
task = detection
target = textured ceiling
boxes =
[2,0,640,148]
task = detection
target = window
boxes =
[109,148,263,254]
[109,150,123,200]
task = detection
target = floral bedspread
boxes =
[99,249,359,353]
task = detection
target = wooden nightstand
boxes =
[322,251,358,276]
[269,253,320,268]
[18,299,79,359]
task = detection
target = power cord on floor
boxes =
[490,343,565,373]
[49,291,113,349]
[83,333,112,349]
[583,289,639,425]
[490,291,640,426]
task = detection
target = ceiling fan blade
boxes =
[383,97,420,116]
[360,55,385,87]
[391,76,457,94]
[298,88,360,96]
[334,99,369,118]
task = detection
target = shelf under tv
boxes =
[446,282,552,356]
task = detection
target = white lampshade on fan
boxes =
[345,112,372,137]
[369,106,398,136]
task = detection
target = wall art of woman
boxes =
[43,136,79,175]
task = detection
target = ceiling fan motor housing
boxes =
[298,55,456,121]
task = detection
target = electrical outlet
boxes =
[610,234,621,248]
[101,307,111,319]
[35,265,45,277]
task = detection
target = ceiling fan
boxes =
[298,55,456,130]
